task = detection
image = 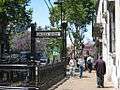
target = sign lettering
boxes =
[36,31,61,37]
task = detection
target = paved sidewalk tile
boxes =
[55,71,114,90]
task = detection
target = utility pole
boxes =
[54,0,67,61]
[31,23,36,82]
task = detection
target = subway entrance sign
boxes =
[36,31,62,38]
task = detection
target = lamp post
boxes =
[61,21,67,60]
[54,0,67,61]
[30,23,36,83]
[54,0,63,27]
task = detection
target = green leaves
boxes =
[0,0,32,31]
[0,0,32,53]
[49,0,96,56]
[49,6,61,27]
[50,0,96,27]
[64,0,95,26]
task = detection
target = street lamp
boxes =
[61,21,67,59]
[54,0,63,27]
[54,0,67,61]
[30,23,36,84]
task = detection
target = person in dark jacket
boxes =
[84,56,87,71]
[94,56,106,88]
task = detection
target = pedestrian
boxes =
[75,57,79,68]
[77,56,84,79]
[87,55,93,73]
[84,56,87,71]
[94,56,106,88]
[69,57,75,77]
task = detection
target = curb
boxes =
[48,77,69,90]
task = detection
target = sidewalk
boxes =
[55,70,114,90]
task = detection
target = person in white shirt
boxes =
[78,56,84,78]
[69,57,75,76]
[87,55,93,73]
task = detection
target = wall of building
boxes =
[115,0,120,88]
[96,0,111,82]
[107,9,116,83]
[96,0,120,88]
[102,0,120,88]
[103,0,117,87]
[96,0,103,23]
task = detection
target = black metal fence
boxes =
[0,60,67,90]
[0,22,68,89]
[37,61,66,90]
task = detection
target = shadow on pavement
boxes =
[103,86,113,88]
[82,76,90,78]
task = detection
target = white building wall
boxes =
[105,10,112,82]
[96,0,103,23]
[96,0,116,86]
[104,0,120,88]
[115,0,120,88]
[96,0,108,66]
[105,2,116,84]
[105,0,117,87]
[96,0,120,88]
[96,0,111,82]
[102,0,107,63]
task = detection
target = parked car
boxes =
[0,54,11,64]
[19,51,48,65]
[0,53,19,64]
[19,51,31,64]
[9,53,20,64]
[35,52,48,65]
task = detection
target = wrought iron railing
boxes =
[0,60,67,90]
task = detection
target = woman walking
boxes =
[77,56,84,79]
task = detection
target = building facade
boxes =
[93,0,120,88]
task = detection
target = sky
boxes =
[30,0,51,26]
[30,0,93,46]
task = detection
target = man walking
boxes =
[94,56,106,88]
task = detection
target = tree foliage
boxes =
[49,0,96,56]
[49,6,61,28]
[11,30,48,52]
[64,0,95,26]
[0,0,32,30]
[0,0,32,54]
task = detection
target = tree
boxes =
[49,6,61,28]
[12,31,31,51]
[0,0,32,31]
[49,0,96,57]
[0,0,32,56]
[11,27,50,52]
